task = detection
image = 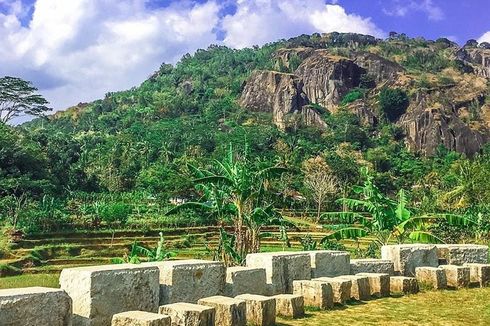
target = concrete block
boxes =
[145,260,225,304]
[299,250,350,277]
[350,259,394,275]
[464,263,490,287]
[198,296,246,326]
[381,244,438,276]
[60,264,160,326]
[0,287,72,326]
[246,252,311,294]
[312,277,351,305]
[235,294,276,326]
[441,265,470,289]
[415,267,447,290]
[225,267,267,296]
[356,273,390,298]
[273,294,304,318]
[158,303,215,326]
[389,276,419,294]
[292,280,333,310]
[336,275,371,301]
[111,311,171,326]
[436,244,489,265]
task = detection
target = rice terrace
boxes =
[1,0,490,325]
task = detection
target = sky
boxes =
[0,0,489,119]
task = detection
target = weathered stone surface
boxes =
[273,294,305,318]
[336,275,371,301]
[441,265,470,289]
[457,47,490,78]
[312,277,351,305]
[389,276,419,294]
[111,311,171,326]
[246,252,311,295]
[350,259,394,275]
[381,244,438,276]
[145,260,225,304]
[464,263,490,287]
[60,264,160,326]
[197,296,246,326]
[356,273,390,298]
[293,280,333,310]
[415,267,447,290]
[235,294,276,326]
[225,266,267,297]
[352,51,404,82]
[159,303,215,326]
[0,287,72,326]
[300,250,350,278]
[436,244,489,265]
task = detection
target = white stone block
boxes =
[159,303,215,326]
[60,264,160,326]
[389,276,419,294]
[415,267,447,290]
[0,287,72,326]
[292,280,333,310]
[464,263,490,287]
[235,294,276,326]
[198,295,246,326]
[350,259,394,275]
[336,275,371,301]
[273,294,304,318]
[225,266,267,296]
[441,265,470,289]
[436,244,488,265]
[111,311,171,326]
[299,250,350,278]
[356,273,390,298]
[312,277,351,305]
[381,244,438,276]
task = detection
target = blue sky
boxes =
[0,0,489,118]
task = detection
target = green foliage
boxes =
[378,88,409,122]
[299,234,318,251]
[341,88,365,105]
[402,50,451,72]
[114,232,176,264]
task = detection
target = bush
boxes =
[341,88,365,105]
[99,203,132,226]
[379,87,409,121]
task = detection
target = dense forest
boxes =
[1,32,490,246]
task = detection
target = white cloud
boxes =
[0,0,383,118]
[222,0,384,48]
[478,31,490,43]
[383,0,444,21]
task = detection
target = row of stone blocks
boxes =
[415,263,490,290]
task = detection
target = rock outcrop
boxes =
[457,48,490,78]
[352,52,404,83]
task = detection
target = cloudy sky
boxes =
[1,0,489,117]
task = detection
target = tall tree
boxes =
[0,76,50,123]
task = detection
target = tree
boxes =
[303,156,339,222]
[378,87,409,122]
[0,76,50,123]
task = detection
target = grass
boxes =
[278,288,490,325]
[0,273,60,289]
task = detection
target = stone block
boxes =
[292,280,333,310]
[158,303,215,326]
[111,311,171,326]
[225,266,267,296]
[273,294,304,318]
[415,267,447,290]
[246,252,311,294]
[0,287,72,326]
[381,244,438,276]
[60,264,160,326]
[441,265,470,289]
[464,263,490,287]
[299,250,350,278]
[197,295,246,326]
[356,273,390,298]
[145,260,225,304]
[235,294,276,326]
[312,277,351,304]
[350,259,394,275]
[436,244,489,265]
[336,275,371,301]
[389,276,419,294]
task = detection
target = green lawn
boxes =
[0,273,60,289]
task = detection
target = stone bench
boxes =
[0,287,72,326]
[235,294,276,326]
[415,267,447,290]
[436,244,489,265]
[225,266,267,296]
[336,275,371,301]
[198,296,246,326]
[441,265,470,289]
[158,303,215,326]
[273,294,304,318]
[350,259,394,275]
[464,263,490,287]
[312,277,352,305]
[389,276,419,294]
[111,311,171,326]
[60,264,160,326]
[356,273,390,298]
[145,259,225,304]
[292,280,333,310]
[299,250,350,278]
[381,244,438,276]
[246,252,311,294]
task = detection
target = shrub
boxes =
[378,87,409,121]
[341,88,365,105]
